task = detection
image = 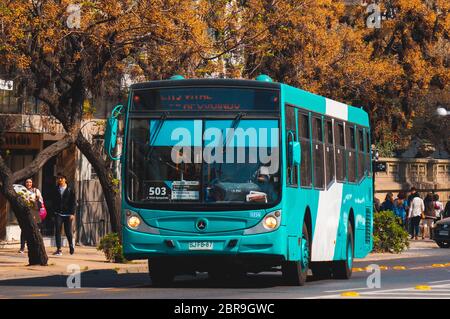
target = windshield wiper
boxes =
[145,112,169,160]
[222,112,246,149]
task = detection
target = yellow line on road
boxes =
[379,266,389,271]
[21,294,51,297]
[63,290,88,295]
[101,288,128,292]
[341,291,360,297]
[393,266,407,270]
[432,264,446,268]
[352,268,364,272]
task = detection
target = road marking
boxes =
[340,291,360,297]
[432,264,446,268]
[100,288,128,292]
[393,266,406,270]
[325,287,374,293]
[415,285,431,290]
[427,280,450,284]
[352,268,364,272]
[63,290,88,295]
[21,294,51,297]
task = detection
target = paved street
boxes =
[0,240,449,299]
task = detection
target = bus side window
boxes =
[358,127,365,180]
[285,105,298,186]
[335,121,346,182]
[299,112,312,187]
[325,119,335,187]
[365,130,372,176]
[346,124,357,183]
[312,116,325,189]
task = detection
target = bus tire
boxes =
[148,258,174,287]
[332,223,354,280]
[282,223,310,286]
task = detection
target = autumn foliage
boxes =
[0,0,448,150]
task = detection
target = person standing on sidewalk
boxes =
[433,194,444,220]
[421,193,436,239]
[51,173,76,256]
[18,178,44,253]
[380,192,395,212]
[408,192,424,240]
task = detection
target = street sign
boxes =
[0,79,13,91]
[373,161,387,172]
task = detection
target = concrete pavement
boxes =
[0,245,147,281]
[0,239,441,281]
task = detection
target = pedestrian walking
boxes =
[18,178,44,254]
[420,192,435,240]
[393,191,408,226]
[433,194,444,220]
[380,192,395,212]
[408,192,424,240]
[51,173,76,256]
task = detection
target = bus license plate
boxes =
[439,230,449,236]
[189,242,213,250]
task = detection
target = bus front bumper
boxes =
[122,226,286,261]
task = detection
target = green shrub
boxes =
[97,233,127,263]
[373,210,410,253]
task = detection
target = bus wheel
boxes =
[282,223,310,286]
[332,223,354,279]
[148,258,174,287]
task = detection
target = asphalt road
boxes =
[1,245,449,299]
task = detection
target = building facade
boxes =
[0,83,119,245]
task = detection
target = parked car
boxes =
[433,217,450,248]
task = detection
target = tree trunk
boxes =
[75,132,121,234]
[0,167,48,266]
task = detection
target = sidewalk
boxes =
[356,239,440,262]
[0,239,439,281]
[0,246,148,281]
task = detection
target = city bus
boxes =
[104,75,373,286]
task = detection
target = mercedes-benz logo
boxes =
[196,219,207,231]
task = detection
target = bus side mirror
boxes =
[289,141,301,166]
[104,104,124,161]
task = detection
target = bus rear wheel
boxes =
[282,223,310,286]
[148,258,174,287]
[332,223,354,279]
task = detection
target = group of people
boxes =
[18,173,76,256]
[376,187,450,240]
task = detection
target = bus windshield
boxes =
[126,118,280,207]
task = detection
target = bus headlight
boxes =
[124,210,160,234]
[244,210,282,235]
[264,216,278,229]
[127,216,141,229]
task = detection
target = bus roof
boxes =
[129,78,369,127]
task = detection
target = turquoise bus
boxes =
[105,75,373,286]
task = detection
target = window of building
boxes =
[298,112,312,187]
[312,116,325,189]
[325,119,335,186]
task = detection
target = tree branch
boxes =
[12,134,75,183]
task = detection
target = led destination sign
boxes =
[132,87,279,112]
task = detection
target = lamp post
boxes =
[436,107,449,116]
